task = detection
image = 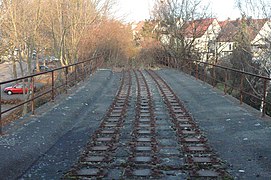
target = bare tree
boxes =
[79,19,136,68]
[235,0,271,113]
[41,0,115,67]
[0,0,116,115]
[151,0,214,67]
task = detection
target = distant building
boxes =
[136,17,271,64]
[154,18,221,61]
[184,18,221,61]
[216,18,271,60]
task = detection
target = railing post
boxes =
[31,77,35,115]
[51,71,55,102]
[94,58,98,72]
[262,79,268,117]
[224,69,228,95]
[212,65,216,88]
[0,84,2,135]
[240,73,244,105]
[65,67,68,94]
[203,63,206,83]
[90,61,92,75]
[82,63,86,81]
[75,65,77,85]
[196,62,199,80]
[189,61,192,75]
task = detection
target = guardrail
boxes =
[161,58,270,117]
[0,56,103,134]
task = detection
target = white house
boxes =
[157,18,221,61]
[184,18,221,61]
[216,18,271,60]
[155,17,271,63]
[250,20,271,58]
[216,20,238,59]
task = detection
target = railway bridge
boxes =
[0,68,271,179]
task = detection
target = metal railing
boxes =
[162,58,271,117]
[0,56,103,134]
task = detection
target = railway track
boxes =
[64,70,231,179]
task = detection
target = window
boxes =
[17,84,23,88]
[229,44,232,50]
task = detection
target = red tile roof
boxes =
[217,20,238,41]
[247,19,267,40]
[185,18,216,38]
[217,18,268,42]
[218,20,229,27]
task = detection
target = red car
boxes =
[4,83,34,95]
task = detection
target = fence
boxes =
[0,56,103,134]
[162,58,271,117]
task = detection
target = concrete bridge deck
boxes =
[0,69,270,179]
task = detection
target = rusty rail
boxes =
[0,56,101,135]
[173,59,271,117]
[64,70,132,178]
[147,70,230,178]
[64,69,231,179]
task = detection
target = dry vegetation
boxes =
[0,0,138,118]
[0,0,153,72]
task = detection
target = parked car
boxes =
[33,65,52,73]
[3,83,35,95]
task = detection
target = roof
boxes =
[218,20,229,27]
[217,20,239,42]
[247,19,267,40]
[185,18,216,38]
[217,18,268,42]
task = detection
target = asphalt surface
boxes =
[0,68,270,179]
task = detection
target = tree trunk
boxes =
[12,56,17,79]
[22,48,32,115]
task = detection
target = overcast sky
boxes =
[115,0,241,22]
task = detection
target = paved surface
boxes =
[159,69,271,179]
[62,70,218,179]
[0,68,270,179]
[0,69,121,179]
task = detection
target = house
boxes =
[154,18,183,46]
[216,18,271,60]
[216,19,239,59]
[184,18,221,61]
[156,18,221,61]
[250,19,271,58]
[152,16,271,63]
